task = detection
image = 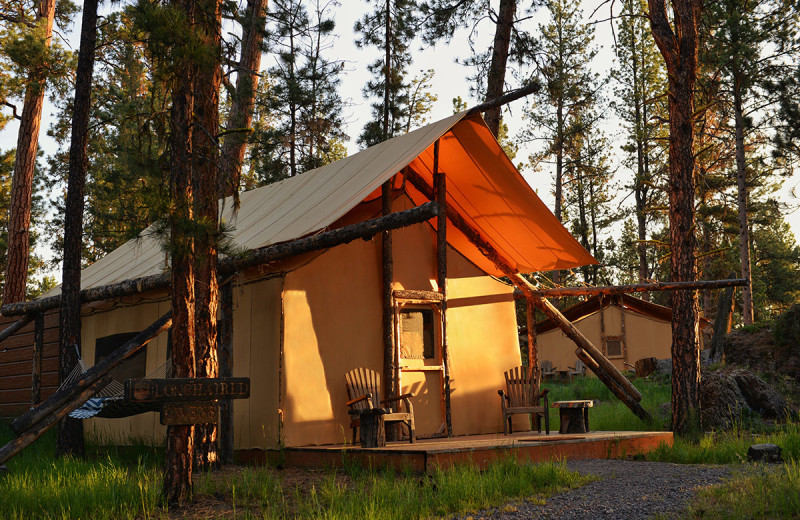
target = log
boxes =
[466,82,541,116]
[575,349,652,422]
[0,202,440,317]
[11,311,172,435]
[405,169,646,414]
[0,314,34,343]
[31,312,44,406]
[393,289,444,301]
[513,279,747,299]
[0,376,111,466]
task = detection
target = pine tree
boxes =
[612,0,669,295]
[522,0,600,286]
[702,0,795,325]
[355,0,416,146]
[647,0,703,436]
[57,0,99,460]
[1,0,74,303]
[419,0,538,137]
[221,0,268,199]
[250,0,345,181]
[46,9,171,263]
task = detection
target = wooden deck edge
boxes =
[233,432,673,473]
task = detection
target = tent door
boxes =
[395,303,446,437]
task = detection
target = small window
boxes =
[95,332,147,382]
[604,338,623,358]
[399,308,436,360]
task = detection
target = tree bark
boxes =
[220,0,268,199]
[165,0,197,504]
[647,0,702,436]
[732,73,754,325]
[3,0,57,304]
[192,0,222,471]
[57,0,99,459]
[484,0,515,137]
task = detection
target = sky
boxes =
[0,0,798,276]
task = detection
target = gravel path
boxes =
[454,459,733,520]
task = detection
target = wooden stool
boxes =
[552,400,594,434]
[359,409,386,447]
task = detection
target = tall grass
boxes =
[194,457,589,520]
[0,421,166,520]
[542,374,670,431]
[2,419,586,520]
[646,420,800,464]
[684,462,800,519]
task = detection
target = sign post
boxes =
[124,377,250,426]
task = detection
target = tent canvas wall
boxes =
[1,111,596,449]
[535,294,711,375]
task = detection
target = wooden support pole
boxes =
[405,169,647,416]
[31,312,44,406]
[217,281,234,465]
[382,181,396,402]
[525,297,537,378]
[11,311,173,435]
[1,202,440,317]
[0,376,111,466]
[433,140,452,437]
[0,314,34,343]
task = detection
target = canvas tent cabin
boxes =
[535,294,711,376]
[0,111,595,449]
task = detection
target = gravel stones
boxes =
[450,459,732,520]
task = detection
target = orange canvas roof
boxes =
[405,113,597,275]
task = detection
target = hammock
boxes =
[66,353,170,420]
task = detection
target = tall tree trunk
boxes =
[193,0,222,471]
[632,30,650,298]
[220,0,268,199]
[648,0,702,436]
[164,0,197,505]
[383,0,391,140]
[3,0,57,304]
[56,0,99,459]
[552,95,564,287]
[484,0,515,137]
[732,73,754,325]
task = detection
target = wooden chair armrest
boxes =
[497,389,505,397]
[539,388,550,397]
[346,393,372,408]
[380,392,414,405]
[567,365,576,371]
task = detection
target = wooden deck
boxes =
[239,430,672,472]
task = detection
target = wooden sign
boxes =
[125,378,250,403]
[161,401,218,426]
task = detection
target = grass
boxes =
[542,373,671,432]
[1,420,587,520]
[192,456,590,520]
[683,462,800,520]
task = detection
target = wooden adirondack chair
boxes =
[498,366,549,435]
[567,359,587,381]
[345,367,416,444]
[540,360,557,381]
